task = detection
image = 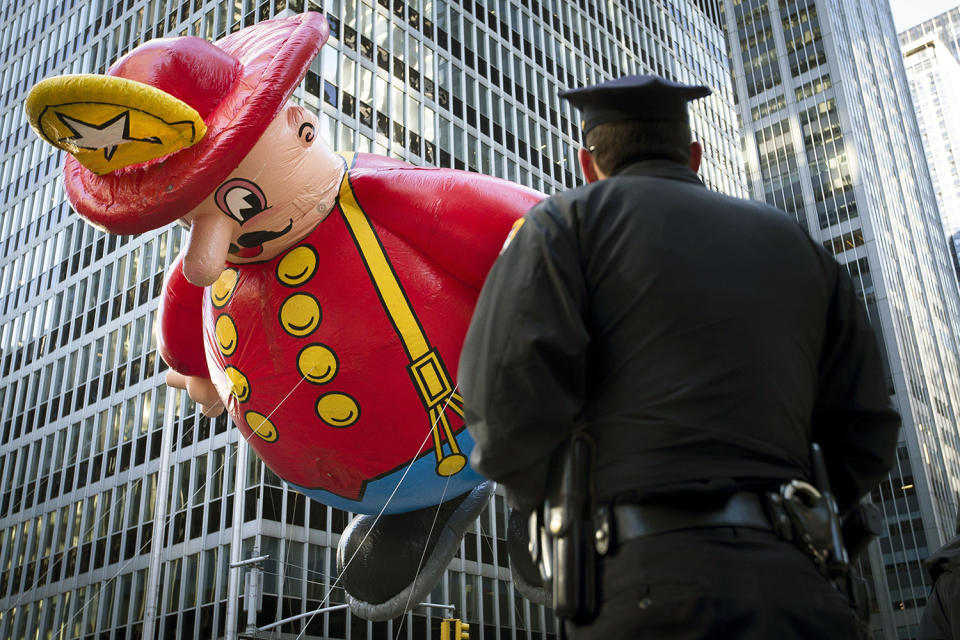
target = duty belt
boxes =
[612,492,772,542]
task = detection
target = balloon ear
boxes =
[286,105,318,148]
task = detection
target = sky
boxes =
[890,0,960,30]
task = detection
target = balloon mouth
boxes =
[230,244,264,258]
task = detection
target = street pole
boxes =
[243,544,263,636]
[142,387,177,640]
[225,434,249,640]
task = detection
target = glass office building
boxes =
[723,1,960,638]
[901,34,960,243]
[901,16,960,289]
[0,1,743,638]
[901,6,960,68]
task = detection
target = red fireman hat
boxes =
[25,13,329,234]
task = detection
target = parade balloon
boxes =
[26,13,542,515]
[159,149,540,513]
[26,13,546,620]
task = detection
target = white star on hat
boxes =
[56,110,160,161]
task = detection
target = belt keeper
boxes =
[594,504,613,556]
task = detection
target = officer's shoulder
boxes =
[719,190,789,216]
[718,193,837,268]
[706,188,812,233]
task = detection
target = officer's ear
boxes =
[578,147,604,184]
[688,141,703,173]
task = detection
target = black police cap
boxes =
[559,75,711,138]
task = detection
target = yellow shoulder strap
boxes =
[335,153,467,476]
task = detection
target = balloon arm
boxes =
[157,251,211,378]
[350,165,545,289]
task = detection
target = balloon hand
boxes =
[165,370,225,417]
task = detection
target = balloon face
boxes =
[178,105,344,278]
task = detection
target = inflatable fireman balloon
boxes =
[25,13,544,620]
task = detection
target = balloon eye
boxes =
[214,179,269,224]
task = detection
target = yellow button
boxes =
[215,314,238,356]
[316,393,359,428]
[245,411,278,442]
[298,344,338,384]
[224,366,250,402]
[279,293,321,337]
[276,245,318,286]
[211,268,239,308]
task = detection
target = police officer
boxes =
[458,75,901,638]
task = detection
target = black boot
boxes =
[336,480,494,621]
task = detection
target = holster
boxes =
[765,444,852,582]
[764,469,878,640]
[764,479,839,574]
[532,432,598,625]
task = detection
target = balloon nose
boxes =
[181,213,236,286]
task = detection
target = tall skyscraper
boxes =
[901,34,960,241]
[901,6,960,66]
[900,25,960,286]
[723,1,960,638]
[0,1,743,638]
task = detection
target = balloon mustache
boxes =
[233,218,294,248]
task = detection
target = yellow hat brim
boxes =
[25,74,207,175]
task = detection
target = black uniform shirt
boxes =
[459,160,900,513]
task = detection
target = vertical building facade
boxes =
[0,1,743,639]
[901,6,960,67]
[724,1,960,638]
[901,34,960,243]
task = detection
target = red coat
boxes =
[159,153,542,512]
